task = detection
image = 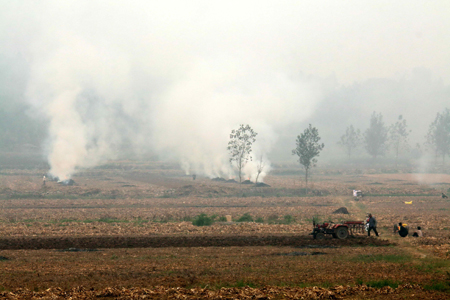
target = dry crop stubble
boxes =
[0,246,448,298]
[0,164,450,298]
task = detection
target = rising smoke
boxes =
[17,1,322,180]
[3,1,450,179]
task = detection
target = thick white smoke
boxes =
[26,35,136,180]
[16,1,323,181]
[152,58,319,179]
[3,1,450,179]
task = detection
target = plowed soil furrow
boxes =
[0,235,391,250]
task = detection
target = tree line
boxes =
[229,107,450,189]
[339,108,450,166]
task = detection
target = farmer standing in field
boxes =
[368,214,379,237]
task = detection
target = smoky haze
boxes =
[1,1,450,178]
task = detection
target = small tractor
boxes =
[312,218,366,239]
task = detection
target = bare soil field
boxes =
[0,161,450,299]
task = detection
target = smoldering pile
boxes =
[211,178,270,187]
[58,179,75,186]
[46,173,76,186]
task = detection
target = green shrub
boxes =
[218,216,227,222]
[365,279,400,289]
[424,281,450,292]
[255,217,264,223]
[234,280,257,288]
[283,215,294,224]
[192,213,214,226]
[237,213,253,222]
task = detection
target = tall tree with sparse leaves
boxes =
[389,115,410,166]
[228,124,257,183]
[292,124,324,191]
[338,124,361,159]
[364,112,388,159]
[425,108,450,166]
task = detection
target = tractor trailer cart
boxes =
[311,220,366,239]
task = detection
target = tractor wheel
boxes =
[335,227,349,239]
[314,232,325,240]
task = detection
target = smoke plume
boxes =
[4,1,448,178]
[18,1,321,180]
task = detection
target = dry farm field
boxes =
[0,161,450,299]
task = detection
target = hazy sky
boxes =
[1,1,450,177]
[3,1,450,84]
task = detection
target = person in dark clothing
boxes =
[398,222,408,237]
[368,214,379,237]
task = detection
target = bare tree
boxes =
[227,124,257,183]
[292,124,324,192]
[364,112,388,159]
[389,115,410,166]
[338,124,361,159]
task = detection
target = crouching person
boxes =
[412,226,423,237]
[398,222,409,237]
